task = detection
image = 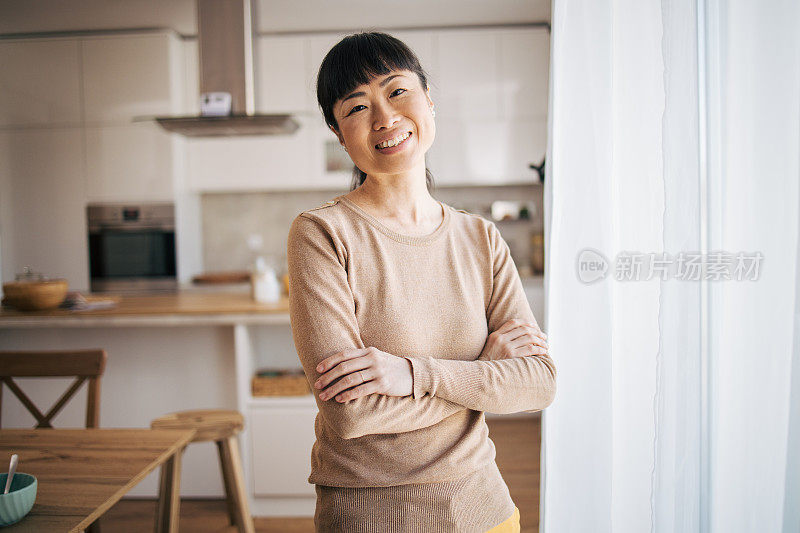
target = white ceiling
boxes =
[0,0,549,36]
[255,0,551,33]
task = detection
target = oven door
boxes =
[89,228,177,293]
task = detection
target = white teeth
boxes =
[377,132,410,149]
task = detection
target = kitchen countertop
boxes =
[0,291,290,328]
[0,274,544,329]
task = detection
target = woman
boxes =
[287,32,556,532]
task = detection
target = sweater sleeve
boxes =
[287,213,467,440]
[403,221,557,414]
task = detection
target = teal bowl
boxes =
[0,473,37,526]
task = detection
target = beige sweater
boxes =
[287,194,556,532]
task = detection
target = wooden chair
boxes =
[0,349,107,533]
[150,409,254,533]
[0,349,107,429]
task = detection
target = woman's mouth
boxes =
[375,132,412,152]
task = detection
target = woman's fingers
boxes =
[508,332,548,352]
[331,380,382,403]
[314,350,372,391]
[503,325,548,348]
[514,344,550,357]
[316,348,370,373]
[504,325,545,344]
[318,366,376,400]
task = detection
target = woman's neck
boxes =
[347,171,440,227]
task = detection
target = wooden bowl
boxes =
[2,279,69,311]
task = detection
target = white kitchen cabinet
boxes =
[0,128,89,290]
[0,38,82,127]
[186,114,318,192]
[81,32,183,123]
[436,28,500,120]
[81,31,184,201]
[256,35,308,113]
[249,399,317,497]
[85,122,176,202]
[499,27,550,119]
[429,117,503,185]
[429,27,548,186]
[429,116,545,186]
[232,323,318,514]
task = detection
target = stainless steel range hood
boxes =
[155,0,299,137]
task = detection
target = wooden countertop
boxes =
[0,292,290,328]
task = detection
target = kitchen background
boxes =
[0,0,550,298]
[0,0,553,520]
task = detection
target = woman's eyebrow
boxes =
[340,74,404,104]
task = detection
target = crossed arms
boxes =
[287,214,556,440]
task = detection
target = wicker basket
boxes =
[252,369,310,397]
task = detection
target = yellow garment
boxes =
[486,506,521,533]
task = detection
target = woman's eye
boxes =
[346,89,406,116]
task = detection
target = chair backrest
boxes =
[0,349,107,428]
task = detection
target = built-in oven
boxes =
[87,203,177,293]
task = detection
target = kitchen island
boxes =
[0,291,291,327]
[0,290,318,516]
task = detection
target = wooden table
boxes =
[0,428,196,533]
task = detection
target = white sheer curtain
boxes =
[541,0,800,531]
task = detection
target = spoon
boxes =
[3,454,18,494]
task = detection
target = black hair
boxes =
[316,31,436,192]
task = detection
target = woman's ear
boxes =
[329,125,345,147]
[426,86,434,108]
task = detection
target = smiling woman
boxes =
[315,32,437,192]
[287,32,554,533]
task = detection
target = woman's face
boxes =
[331,69,435,179]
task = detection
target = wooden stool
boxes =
[150,409,254,533]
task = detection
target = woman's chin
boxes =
[361,158,427,177]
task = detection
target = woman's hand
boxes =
[481,318,549,361]
[313,347,413,403]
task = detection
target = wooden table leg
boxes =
[154,447,183,533]
[154,455,171,532]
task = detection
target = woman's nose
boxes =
[372,101,400,130]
